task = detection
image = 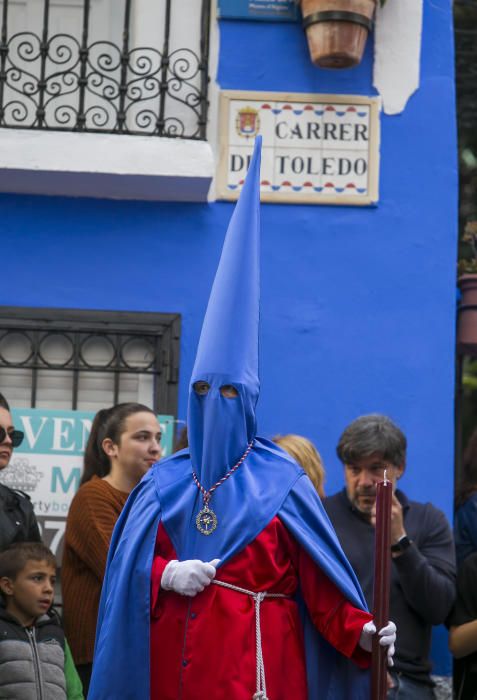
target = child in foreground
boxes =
[0,541,83,700]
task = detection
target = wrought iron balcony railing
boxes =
[0,0,211,139]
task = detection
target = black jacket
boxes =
[324,488,456,686]
[448,553,477,698]
[0,482,41,551]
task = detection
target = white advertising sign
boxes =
[0,408,174,561]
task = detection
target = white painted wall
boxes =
[0,128,214,200]
[373,0,424,115]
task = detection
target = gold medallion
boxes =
[196,504,218,535]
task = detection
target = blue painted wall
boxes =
[0,0,457,674]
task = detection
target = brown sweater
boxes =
[61,476,129,665]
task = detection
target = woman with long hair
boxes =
[272,433,326,498]
[0,392,41,551]
[61,402,162,695]
[455,427,477,566]
[445,431,477,697]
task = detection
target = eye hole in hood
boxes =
[219,385,238,399]
[193,381,210,396]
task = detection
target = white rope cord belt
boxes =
[212,579,290,700]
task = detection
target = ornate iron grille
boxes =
[455,0,477,225]
[0,307,181,415]
[0,0,211,138]
[454,1,477,484]
[455,0,477,134]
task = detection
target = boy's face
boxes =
[0,560,56,626]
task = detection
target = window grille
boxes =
[0,306,180,415]
[455,0,477,133]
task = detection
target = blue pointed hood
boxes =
[188,137,261,487]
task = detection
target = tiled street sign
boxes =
[217,90,381,205]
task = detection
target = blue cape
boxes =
[89,441,370,700]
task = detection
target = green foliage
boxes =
[459,221,477,275]
[464,376,477,393]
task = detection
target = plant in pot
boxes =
[299,0,388,69]
[457,221,477,354]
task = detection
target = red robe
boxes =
[150,516,371,700]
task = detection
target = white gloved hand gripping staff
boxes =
[359,620,397,665]
[161,558,220,597]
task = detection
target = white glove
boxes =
[161,558,220,597]
[359,620,397,666]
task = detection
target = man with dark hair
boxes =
[0,392,41,550]
[0,541,56,581]
[324,413,456,699]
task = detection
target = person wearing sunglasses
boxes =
[0,392,41,552]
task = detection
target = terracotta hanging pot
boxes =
[457,274,477,355]
[300,0,377,69]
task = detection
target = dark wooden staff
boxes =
[371,472,392,700]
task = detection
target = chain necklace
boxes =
[192,440,254,535]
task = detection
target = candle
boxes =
[371,471,393,700]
